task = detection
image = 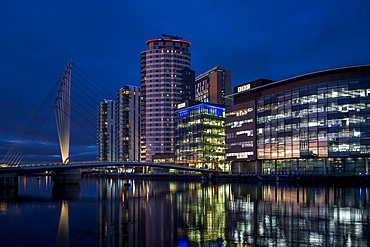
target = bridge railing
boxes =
[17,161,112,167]
[1,161,216,174]
[17,161,198,170]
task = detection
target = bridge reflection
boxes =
[56,200,69,247]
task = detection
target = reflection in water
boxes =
[56,200,69,247]
[95,180,370,246]
[1,176,370,246]
[0,187,18,202]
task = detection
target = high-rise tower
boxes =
[97,86,140,163]
[140,36,192,162]
[115,85,141,162]
[97,99,115,161]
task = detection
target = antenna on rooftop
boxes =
[160,32,183,40]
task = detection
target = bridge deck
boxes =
[0,161,216,174]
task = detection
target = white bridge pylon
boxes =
[54,61,72,164]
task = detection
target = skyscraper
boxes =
[140,36,192,162]
[115,85,141,162]
[97,99,115,161]
[97,86,140,163]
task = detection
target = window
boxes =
[226,119,253,128]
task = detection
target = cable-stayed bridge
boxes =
[0,61,214,185]
[1,60,95,167]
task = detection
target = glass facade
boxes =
[256,77,370,174]
[225,101,256,162]
[261,157,366,175]
[175,104,228,171]
[195,77,210,103]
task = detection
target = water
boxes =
[0,176,369,246]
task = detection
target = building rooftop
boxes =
[195,66,227,82]
[146,39,191,47]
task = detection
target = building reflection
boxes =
[226,184,369,246]
[93,178,370,246]
[0,176,368,246]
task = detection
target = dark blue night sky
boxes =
[1,0,369,163]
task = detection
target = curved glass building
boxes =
[226,64,370,175]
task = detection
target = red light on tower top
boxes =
[146,39,191,46]
[146,33,190,46]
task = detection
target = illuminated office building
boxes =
[195,66,232,106]
[174,66,230,169]
[226,64,370,175]
[97,99,115,161]
[175,100,228,171]
[140,36,193,163]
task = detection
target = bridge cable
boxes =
[15,107,55,165]
[58,91,97,129]
[4,81,58,165]
[70,87,101,114]
[70,96,98,120]
[72,64,116,99]
[54,105,96,139]
[12,83,60,165]
[69,76,101,106]
[72,76,105,104]
[59,77,98,120]
[57,78,99,128]
[2,77,61,165]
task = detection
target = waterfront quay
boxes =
[82,172,370,187]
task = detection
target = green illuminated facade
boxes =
[175,101,228,171]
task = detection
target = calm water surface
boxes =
[0,176,369,246]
